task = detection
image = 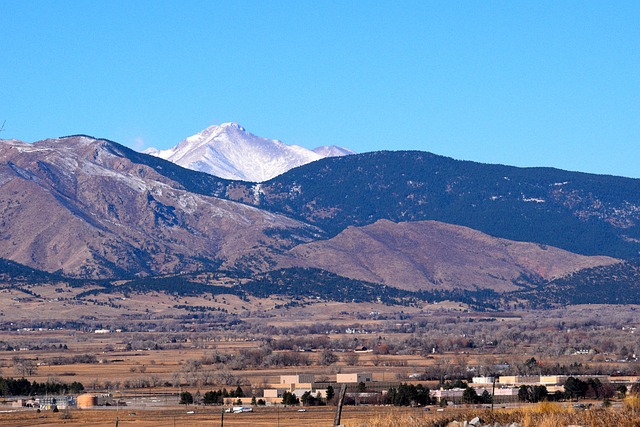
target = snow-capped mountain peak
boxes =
[144,123,354,182]
[313,145,357,158]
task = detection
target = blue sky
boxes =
[2,1,639,177]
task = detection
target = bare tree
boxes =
[171,372,181,388]
[150,375,162,387]
[343,352,359,366]
[182,359,202,386]
[13,357,37,376]
[199,369,213,386]
[320,349,338,366]
[372,355,383,366]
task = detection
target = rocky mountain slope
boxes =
[0,136,318,278]
[144,123,354,182]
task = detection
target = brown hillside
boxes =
[0,137,316,277]
[280,219,619,292]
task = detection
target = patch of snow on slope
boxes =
[1,139,51,153]
[80,161,151,193]
[253,183,262,204]
[523,196,546,203]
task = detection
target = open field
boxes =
[0,406,439,427]
[3,403,640,427]
[0,285,639,426]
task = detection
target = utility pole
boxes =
[333,384,347,427]
[491,377,496,411]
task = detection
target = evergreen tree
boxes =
[462,387,478,404]
[179,391,194,405]
[326,385,335,401]
[281,391,299,406]
[564,377,588,401]
[203,391,218,405]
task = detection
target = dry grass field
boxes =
[3,403,640,427]
[0,405,444,427]
[0,281,450,323]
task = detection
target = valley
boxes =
[0,287,638,425]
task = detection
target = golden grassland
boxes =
[0,405,430,427]
[2,401,640,427]
[351,399,640,427]
[0,281,451,323]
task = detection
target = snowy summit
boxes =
[144,123,355,182]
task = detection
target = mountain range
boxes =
[2,125,640,306]
[144,122,355,182]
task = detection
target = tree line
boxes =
[0,377,84,396]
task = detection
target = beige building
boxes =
[498,375,540,385]
[539,375,568,385]
[263,374,327,404]
[280,374,315,385]
[336,373,372,383]
[263,389,289,399]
